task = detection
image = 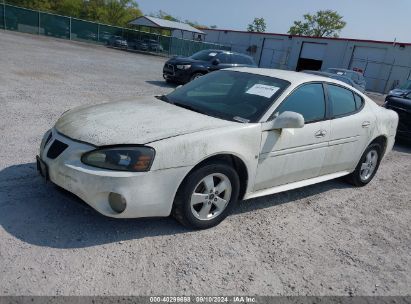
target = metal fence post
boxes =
[383,58,396,94]
[38,11,40,35]
[97,23,100,42]
[69,17,72,40]
[3,0,6,30]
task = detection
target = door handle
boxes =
[362,121,371,128]
[315,130,327,138]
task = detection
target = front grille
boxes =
[47,140,68,159]
[164,64,175,76]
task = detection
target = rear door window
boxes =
[328,85,357,117]
[354,93,364,109]
[232,55,247,64]
[217,53,231,64]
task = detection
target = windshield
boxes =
[190,50,221,61]
[165,70,290,122]
[398,80,411,90]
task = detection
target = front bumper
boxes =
[163,64,191,83]
[38,129,189,218]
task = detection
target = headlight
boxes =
[40,129,52,152]
[176,64,191,70]
[81,146,155,172]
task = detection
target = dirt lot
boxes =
[0,31,410,296]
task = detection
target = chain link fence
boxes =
[0,3,230,57]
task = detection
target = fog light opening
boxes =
[108,192,127,214]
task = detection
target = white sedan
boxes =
[37,68,398,229]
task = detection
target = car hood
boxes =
[55,97,234,146]
[167,57,207,65]
[389,89,409,96]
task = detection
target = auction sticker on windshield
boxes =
[246,84,280,98]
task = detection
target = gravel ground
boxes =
[0,31,410,297]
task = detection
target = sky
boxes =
[137,0,410,43]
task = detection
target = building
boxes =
[203,28,411,93]
[129,16,206,41]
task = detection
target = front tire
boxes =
[172,162,240,229]
[346,143,382,187]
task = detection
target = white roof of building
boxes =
[129,16,205,35]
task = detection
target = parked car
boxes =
[76,29,97,41]
[127,39,149,51]
[143,39,164,52]
[37,68,398,229]
[44,19,70,38]
[387,80,411,98]
[383,92,411,142]
[163,50,257,83]
[325,68,366,92]
[302,70,358,90]
[99,31,113,44]
[107,36,128,48]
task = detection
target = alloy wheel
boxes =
[190,173,232,221]
[360,149,378,181]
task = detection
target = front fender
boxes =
[149,124,262,194]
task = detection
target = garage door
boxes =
[296,42,327,71]
[349,46,387,92]
[300,42,326,60]
[259,38,287,69]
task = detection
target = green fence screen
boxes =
[0,4,4,29]
[1,4,230,56]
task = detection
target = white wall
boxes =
[203,29,411,93]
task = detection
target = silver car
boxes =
[325,68,366,93]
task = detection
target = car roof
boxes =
[200,49,252,58]
[225,67,361,89]
[327,68,350,72]
[327,68,363,76]
[304,70,353,81]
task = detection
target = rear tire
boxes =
[172,162,240,229]
[346,143,382,187]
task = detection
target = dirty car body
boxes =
[37,68,398,229]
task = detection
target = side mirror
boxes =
[212,58,220,65]
[262,111,305,131]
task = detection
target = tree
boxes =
[53,0,83,17]
[150,10,211,29]
[5,0,142,27]
[151,10,179,22]
[288,10,346,38]
[247,17,266,33]
[101,0,142,26]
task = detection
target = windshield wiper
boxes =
[233,116,250,123]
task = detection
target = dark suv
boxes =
[163,50,257,83]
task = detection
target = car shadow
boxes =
[0,162,350,249]
[145,80,179,89]
[393,141,411,153]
